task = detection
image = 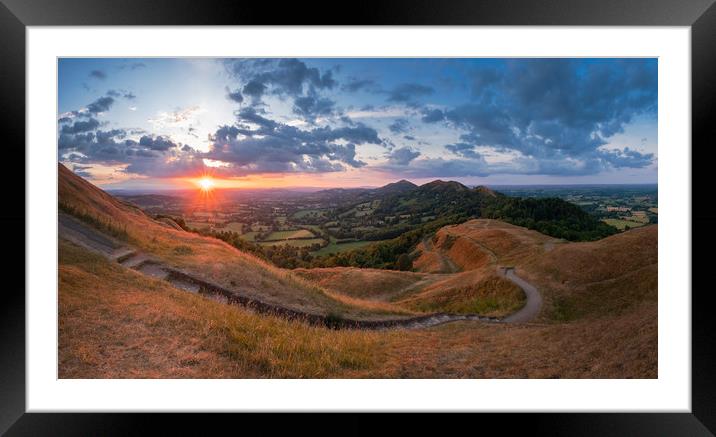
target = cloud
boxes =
[224,58,341,123]
[200,107,380,175]
[225,58,336,101]
[386,83,434,102]
[420,59,658,175]
[226,87,244,103]
[421,108,445,123]
[118,62,147,71]
[242,80,267,100]
[377,156,489,178]
[86,96,115,114]
[147,106,201,128]
[597,147,654,168]
[386,147,421,165]
[444,142,482,159]
[293,96,336,119]
[342,79,379,93]
[138,135,179,151]
[59,127,203,179]
[60,117,100,134]
[388,118,410,134]
[106,89,136,100]
[89,70,107,80]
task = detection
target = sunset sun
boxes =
[197,176,215,192]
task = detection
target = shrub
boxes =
[173,245,193,255]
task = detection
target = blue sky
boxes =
[58,58,657,189]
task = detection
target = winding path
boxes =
[59,214,542,330]
[500,267,543,323]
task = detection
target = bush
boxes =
[173,245,193,255]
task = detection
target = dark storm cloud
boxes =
[224,58,341,123]
[416,59,658,176]
[138,135,179,151]
[242,80,267,99]
[293,96,336,119]
[86,96,115,114]
[226,87,244,103]
[89,70,107,80]
[386,83,434,103]
[60,117,101,134]
[201,107,380,175]
[226,58,336,100]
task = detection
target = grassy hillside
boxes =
[59,163,409,320]
[311,181,617,271]
[60,238,656,378]
[414,219,657,322]
[58,165,657,378]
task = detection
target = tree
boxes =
[396,253,413,271]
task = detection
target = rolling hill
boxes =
[58,163,657,378]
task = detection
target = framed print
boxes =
[3,0,716,434]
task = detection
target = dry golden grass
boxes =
[411,242,446,273]
[59,240,656,378]
[521,225,658,321]
[398,275,524,317]
[293,267,427,300]
[413,219,658,323]
[59,241,383,378]
[369,301,657,378]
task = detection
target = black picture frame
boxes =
[3,0,715,434]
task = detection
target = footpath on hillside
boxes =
[59,213,542,330]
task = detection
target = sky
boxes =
[57,58,658,190]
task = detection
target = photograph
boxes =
[57,57,658,379]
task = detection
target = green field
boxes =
[602,219,647,230]
[264,229,316,241]
[292,209,326,219]
[258,238,325,248]
[223,222,244,233]
[186,221,211,230]
[240,231,259,241]
[311,240,379,256]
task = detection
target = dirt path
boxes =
[59,215,541,329]
[499,267,543,323]
[421,236,460,273]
